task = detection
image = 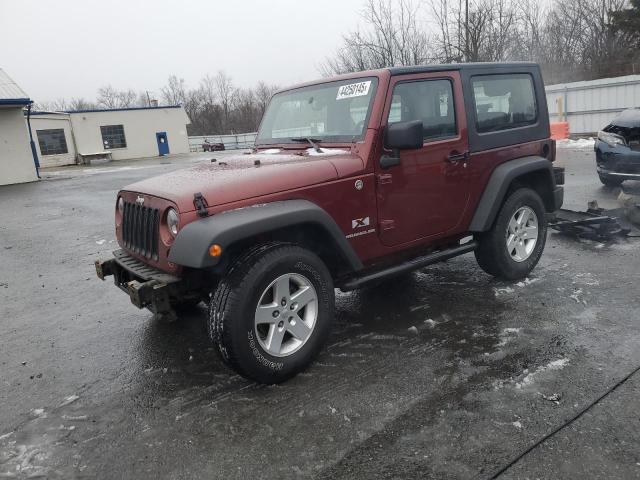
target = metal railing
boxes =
[189,132,257,152]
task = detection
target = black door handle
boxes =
[447,151,469,163]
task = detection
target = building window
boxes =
[100,125,127,149]
[387,79,457,142]
[37,129,69,156]
[472,74,537,133]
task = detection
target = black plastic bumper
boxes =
[95,250,186,320]
[553,186,564,211]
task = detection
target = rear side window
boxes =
[472,74,537,133]
[388,79,457,142]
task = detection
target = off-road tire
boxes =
[598,173,623,187]
[475,188,547,280]
[209,243,334,384]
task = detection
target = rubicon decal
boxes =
[352,217,370,229]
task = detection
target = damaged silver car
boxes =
[595,108,640,186]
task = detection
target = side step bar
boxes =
[340,241,478,291]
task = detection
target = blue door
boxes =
[156,132,169,156]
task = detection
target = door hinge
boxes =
[377,173,393,185]
[380,219,395,231]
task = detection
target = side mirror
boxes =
[385,120,423,150]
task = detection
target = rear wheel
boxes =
[598,173,623,187]
[209,243,334,384]
[475,188,547,280]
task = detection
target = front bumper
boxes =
[553,186,564,211]
[553,166,565,211]
[95,249,200,321]
[595,140,640,179]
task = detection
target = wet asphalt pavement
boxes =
[1,147,639,479]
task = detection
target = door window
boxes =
[388,79,457,142]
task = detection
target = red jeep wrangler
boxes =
[96,63,564,383]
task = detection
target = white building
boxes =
[0,69,39,186]
[31,106,191,168]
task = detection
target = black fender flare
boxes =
[469,156,556,232]
[168,199,363,270]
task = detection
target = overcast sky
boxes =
[0,0,366,102]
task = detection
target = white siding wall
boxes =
[0,108,38,185]
[31,114,76,168]
[546,75,640,135]
[69,107,190,161]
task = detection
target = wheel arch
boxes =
[469,156,556,232]
[168,200,363,275]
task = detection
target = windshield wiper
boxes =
[290,137,323,153]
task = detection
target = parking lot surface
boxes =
[1,147,639,479]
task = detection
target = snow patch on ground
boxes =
[516,277,539,288]
[494,286,515,297]
[31,408,45,418]
[570,288,585,304]
[515,358,570,389]
[556,138,595,149]
[573,272,599,286]
[257,148,282,154]
[497,327,521,347]
[59,395,79,407]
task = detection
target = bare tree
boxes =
[33,98,68,112]
[97,85,138,109]
[254,81,279,117]
[160,76,187,106]
[321,0,431,74]
[68,98,97,110]
[215,71,235,131]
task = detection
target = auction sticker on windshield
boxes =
[336,81,371,100]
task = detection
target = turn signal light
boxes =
[209,244,223,257]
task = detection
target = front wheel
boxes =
[475,188,547,280]
[209,243,334,384]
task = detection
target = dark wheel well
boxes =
[217,223,352,280]
[507,169,555,212]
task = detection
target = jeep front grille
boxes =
[121,201,160,260]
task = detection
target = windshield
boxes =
[256,77,378,145]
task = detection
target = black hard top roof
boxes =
[388,62,539,76]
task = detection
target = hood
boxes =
[610,108,640,128]
[122,148,363,212]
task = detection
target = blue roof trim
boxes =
[64,105,182,114]
[0,98,32,106]
[28,111,70,116]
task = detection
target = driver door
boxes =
[376,71,471,247]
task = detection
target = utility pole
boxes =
[146,90,152,107]
[465,0,469,62]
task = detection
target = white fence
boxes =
[546,75,640,135]
[189,132,257,152]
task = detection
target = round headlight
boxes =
[167,208,179,236]
[117,197,124,214]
